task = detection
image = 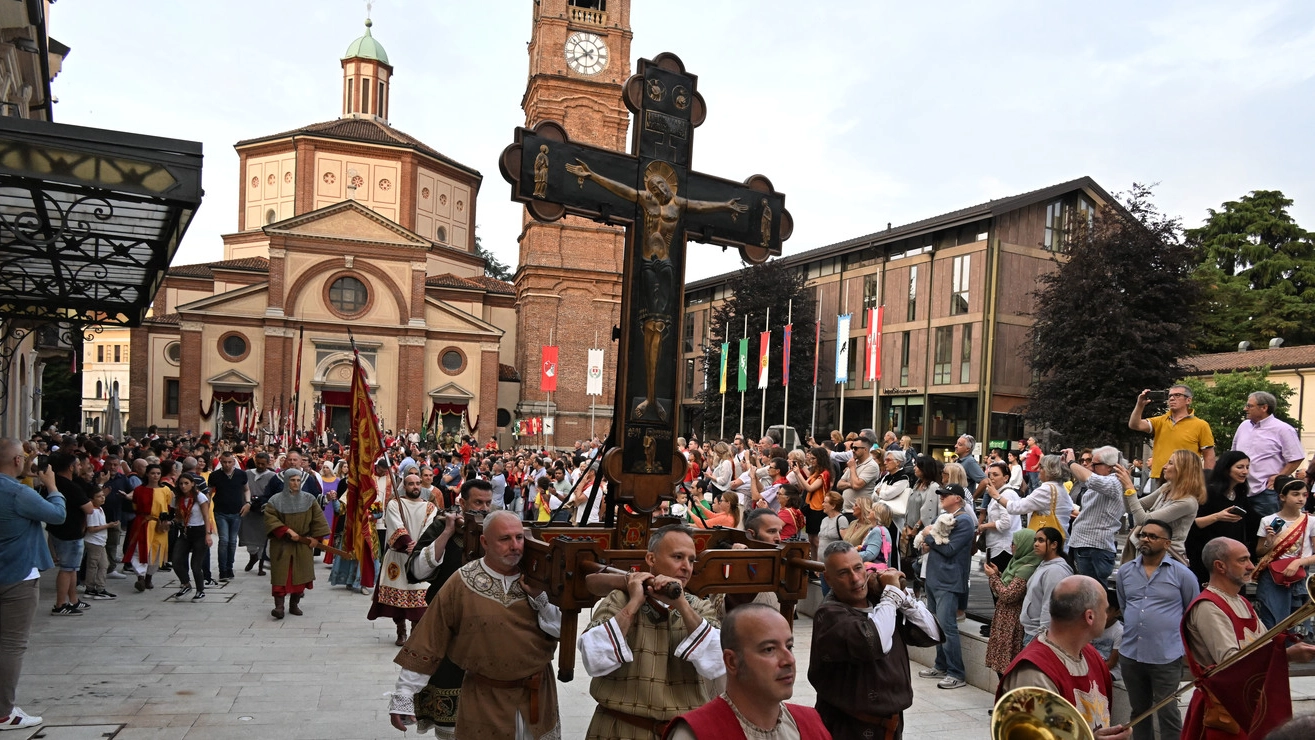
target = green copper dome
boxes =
[343,19,389,64]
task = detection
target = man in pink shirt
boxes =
[1232,391,1305,551]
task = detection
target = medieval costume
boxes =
[263,484,330,619]
[998,632,1114,733]
[579,589,724,739]
[1181,586,1290,739]
[665,694,832,740]
[809,586,940,740]
[391,559,562,739]
[368,495,438,644]
[123,483,171,589]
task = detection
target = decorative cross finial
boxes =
[366,0,373,22]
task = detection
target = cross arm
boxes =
[682,172,793,265]
[499,120,641,226]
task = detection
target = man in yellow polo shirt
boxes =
[1128,385,1215,482]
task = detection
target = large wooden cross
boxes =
[500,53,808,681]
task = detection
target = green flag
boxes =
[737,336,749,392]
[719,342,729,394]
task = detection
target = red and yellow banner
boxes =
[342,353,382,587]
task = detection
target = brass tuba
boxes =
[992,687,1093,740]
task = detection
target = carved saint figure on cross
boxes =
[564,158,748,421]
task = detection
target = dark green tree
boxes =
[1187,190,1315,352]
[1178,368,1301,454]
[695,259,815,442]
[474,233,514,282]
[1026,184,1202,449]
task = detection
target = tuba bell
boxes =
[992,687,1094,740]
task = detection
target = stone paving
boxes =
[13,555,996,740]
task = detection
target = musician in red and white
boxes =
[1182,537,1315,740]
[998,575,1129,739]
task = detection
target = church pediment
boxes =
[423,296,503,337]
[427,382,474,401]
[206,369,259,388]
[265,200,428,248]
[176,282,268,314]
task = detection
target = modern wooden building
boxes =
[679,177,1113,459]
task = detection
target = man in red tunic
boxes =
[1181,537,1315,739]
[998,575,1129,739]
[664,603,830,739]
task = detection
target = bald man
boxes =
[998,575,1129,740]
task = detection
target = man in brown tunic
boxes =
[388,510,562,739]
[809,541,941,740]
[263,469,330,619]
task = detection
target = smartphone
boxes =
[1227,506,1246,517]
[1146,390,1168,401]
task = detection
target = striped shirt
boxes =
[1067,472,1124,551]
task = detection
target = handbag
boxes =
[1257,513,1308,586]
[1027,482,1065,538]
[1269,557,1305,587]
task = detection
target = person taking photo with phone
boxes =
[1128,386,1215,483]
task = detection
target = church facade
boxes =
[128,20,519,443]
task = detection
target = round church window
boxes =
[218,332,249,361]
[165,341,181,364]
[328,276,369,316]
[438,348,466,375]
[436,226,447,243]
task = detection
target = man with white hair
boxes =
[1232,391,1304,550]
[1064,446,1127,584]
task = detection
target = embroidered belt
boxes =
[465,670,542,724]
[846,709,901,740]
[599,706,671,738]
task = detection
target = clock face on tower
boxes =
[565,32,609,76]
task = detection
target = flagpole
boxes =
[810,304,819,441]
[783,299,791,440]
[839,282,849,434]
[739,315,747,437]
[760,306,769,439]
[590,330,597,439]
[546,327,553,451]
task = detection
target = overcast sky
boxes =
[50,1,1315,282]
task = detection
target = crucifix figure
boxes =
[500,52,793,512]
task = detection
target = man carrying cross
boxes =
[565,158,746,422]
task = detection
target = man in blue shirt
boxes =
[1115,518,1198,740]
[0,438,67,731]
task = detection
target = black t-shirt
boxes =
[209,467,248,515]
[47,476,91,541]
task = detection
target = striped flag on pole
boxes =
[834,314,851,384]
[866,306,883,381]
[757,331,770,389]
[719,342,729,394]
[782,324,792,386]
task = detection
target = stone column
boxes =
[128,326,150,437]
[409,261,427,326]
[396,336,427,431]
[262,326,288,412]
[178,321,204,433]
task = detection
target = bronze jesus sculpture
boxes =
[565,158,748,422]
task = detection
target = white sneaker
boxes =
[106,571,127,580]
[0,707,42,730]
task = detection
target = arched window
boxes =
[95,380,102,399]
[112,380,120,396]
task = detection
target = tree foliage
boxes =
[695,259,816,441]
[1026,184,1202,449]
[474,234,514,282]
[1177,368,1301,454]
[1187,190,1315,352]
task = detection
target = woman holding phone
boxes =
[1186,450,1249,583]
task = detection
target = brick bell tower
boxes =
[514,0,632,443]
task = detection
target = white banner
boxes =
[544,417,555,435]
[586,348,604,396]
[834,314,851,384]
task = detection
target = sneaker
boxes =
[0,706,42,730]
[51,604,82,616]
[98,590,118,599]
[90,591,113,600]
[71,601,91,612]
[172,585,192,599]
[937,677,968,690]
[917,668,947,679]
[106,571,127,580]
[192,591,206,601]
[204,579,219,588]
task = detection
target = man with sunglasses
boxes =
[1115,519,1198,740]
[1064,447,1128,585]
[1129,386,1215,483]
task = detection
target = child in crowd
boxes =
[1091,589,1123,680]
[83,489,119,600]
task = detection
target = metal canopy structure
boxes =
[0,115,203,326]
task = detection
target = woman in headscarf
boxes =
[264,468,330,619]
[983,528,1042,676]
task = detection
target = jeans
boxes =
[1121,656,1184,740]
[925,587,965,681]
[1072,546,1117,585]
[0,579,37,716]
[1025,471,1040,493]
[1255,569,1303,629]
[215,513,242,575]
[172,526,207,589]
[50,537,84,573]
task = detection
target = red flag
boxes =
[1197,634,1292,738]
[812,318,821,385]
[342,353,382,588]
[540,346,558,392]
[865,306,883,381]
[782,324,792,386]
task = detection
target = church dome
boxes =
[343,18,389,65]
